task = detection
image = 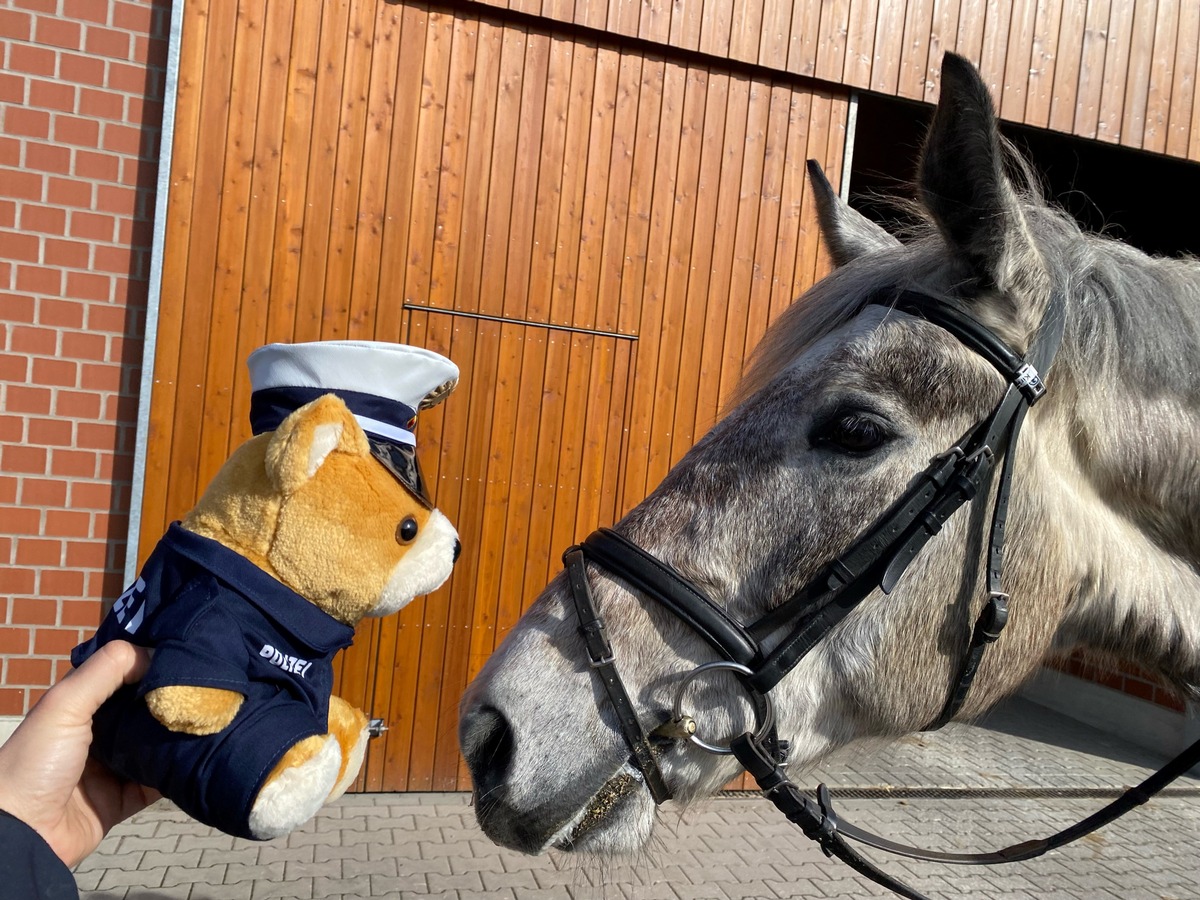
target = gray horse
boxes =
[460,52,1200,858]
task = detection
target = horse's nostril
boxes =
[460,703,514,792]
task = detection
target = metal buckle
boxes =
[579,620,616,667]
[1014,363,1046,402]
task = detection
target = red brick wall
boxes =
[0,0,169,714]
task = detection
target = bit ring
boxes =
[671,661,775,755]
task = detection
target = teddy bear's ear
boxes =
[264,394,370,495]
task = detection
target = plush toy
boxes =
[72,341,461,840]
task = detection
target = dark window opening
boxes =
[848,92,1200,259]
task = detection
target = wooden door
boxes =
[147,0,848,790]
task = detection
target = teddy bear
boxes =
[71,341,461,840]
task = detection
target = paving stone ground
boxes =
[75,697,1200,900]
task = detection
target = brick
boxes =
[0,627,32,654]
[61,330,108,360]
[112,1,154,32]
[39,297,86,328]
[29,78,77,112]
[80,362,123,391]
[0,73,24,104]
[79,87,125,120]
[1,168,46,200]
[53,114,101,146]
[57,52,106,86]
[77,424,118,453]
[8,43,56,77]
[69,210,118,242]
[54,389,103,418]
[63,0,110,25]
[70,481,112,510]
[5,107,52,139]
[85,302,127,333]
[1,230,41,262]
[34,14,83,50]
[0,7,33,38]
[0,416,24,442]
[0,352,30,380]
[66,540,108,568]
[103,121,145,156]
[94,244,134,274]
[47,176,92,206]
[44,238,90,268]
[32,356,79,387]
[16,264,64,295]
[1,444,48,473]
[45,507,92,534]
[97,184,137,216]
[0,139,18,168]
[28,416,74,446]
[10,325,58,354]
[12,0,58,14]
[86,25,133,59]
[16,537,62,566]
[33,627,86,657]
[47,575,89,604]
[19,203,66,234]
[49,449,97,478]
[66,271,113,302]
[0,507,42,536]
[6,655,53,687]
[22,141,73,174]
[107,61,148,94]
[74,147,121,181]
[19,476,68,506]
[0,689,25,715]
[9,596,55,624]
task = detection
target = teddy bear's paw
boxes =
[145,685,244,735]
[248,733,340,840]
[326,697,370,801]
[327,724,369,802]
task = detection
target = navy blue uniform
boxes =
[72,524,355,839]
[0,810,78,899]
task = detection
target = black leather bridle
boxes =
[562,289,1200,900]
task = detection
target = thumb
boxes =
[41,641,150,724]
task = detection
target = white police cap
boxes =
[246,341,459,505]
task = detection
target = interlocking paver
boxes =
[74,696,1200,900]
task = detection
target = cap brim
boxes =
[368,438,432,509]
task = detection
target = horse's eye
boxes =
[396,516,419,543]
[812,412,892,455]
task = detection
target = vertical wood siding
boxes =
[148,0,846,791]
[466,0,1200,161]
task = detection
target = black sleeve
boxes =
[0,809,80,900]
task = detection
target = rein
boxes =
[561,289,1200,899]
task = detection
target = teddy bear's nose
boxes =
[453,539,462,563]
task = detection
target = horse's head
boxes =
[460,53,1186,855]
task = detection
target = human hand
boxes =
[0,640,160,867]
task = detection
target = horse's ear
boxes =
[919,53,1041,295]
[807,160,899,267]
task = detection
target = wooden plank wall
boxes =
[468,0,1200,161]
[146,0,848,791]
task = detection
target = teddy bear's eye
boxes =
[397,516,419,544]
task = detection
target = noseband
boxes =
[562,289,1200,899]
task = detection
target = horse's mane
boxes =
[729,160,1200,410]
